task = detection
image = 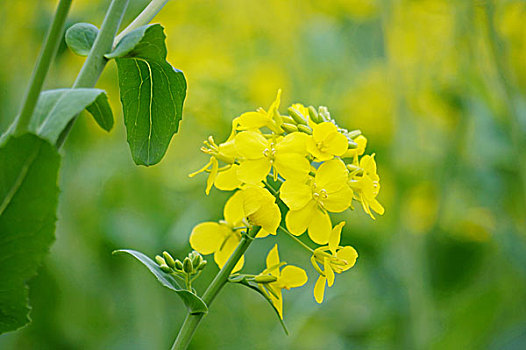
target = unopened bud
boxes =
[318,106,331,122]
[346,129,362,139]
[308,106,320,123]
[197,260,207,271]
[183,257,193,273]
[288,107,308,125]
[297,124,313,135]
[192,254,203,269]
[254,274,278,284]
[281,123,298,133]
[175,259,184,271]
[163,251,176,269]
[346,164,360,172]
[281,115,295,124]
[160,264,172,273]
[347,139,358,149]
[155,255,166,266]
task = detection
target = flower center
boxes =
[263,145,276,160]
[312,187,328,201]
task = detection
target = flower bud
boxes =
[287,107,308,125]
[192,253,203,269]
[308,106,320,123]
[281,115,296,124]
[346,129,361,139]
[160,264,172,273]
[197,260,207,271]
[281,123,298,133]
[163,251,176,269]
[297,124,313,135]
[175,259,184,271]
[254,274,278,284]
[318,106,331,122]
[183,257,193,273]
[155,255,166,266]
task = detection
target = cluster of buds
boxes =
[155,250,207,290]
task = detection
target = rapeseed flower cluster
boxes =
[189,90,383,316]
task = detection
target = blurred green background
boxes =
[1,0,526,349]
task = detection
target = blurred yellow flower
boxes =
[281,159,353,244]
[307,122,349,161]
[257,244,308,319]
[311,222,358,303]
[190,191,246,272]
[349,154,384,219]
[234,131,310,184]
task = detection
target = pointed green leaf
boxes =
[228,277,289,334]
[110,24,186,166]
[29,88,114,142]
[113,249,208,314]
[0,134,60,334]
[65,23,99,56]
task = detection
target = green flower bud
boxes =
[192,253,203,269]
[346,164,360,172]
[287,107,308,125]
[346,129,361,139]
[155,255,166,266]
[183,257,193,274]
[318,106,331,122]
[175,259,184,271]
[197,260,207,271]
[163,251,176,269]
[160,264,172,273]
[281,115,296,124]
[254,274,278,284]
[281,123,298,133]
[308,106,320,123]
[297,124,313,135]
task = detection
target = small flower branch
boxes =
[171,225,260,350]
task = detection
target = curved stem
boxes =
[171,226,260,350]
[56,0,130,147]
[14,0,72,135]
[279,225,314,254]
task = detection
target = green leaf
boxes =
[0,134,60,334]
[228,276,289,334]
[109,24,186,166]
[113,249,208,315]
[29,88,114,143]
[65,23,99,56]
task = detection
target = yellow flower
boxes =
[234,131,310,185]
[257,244,308,319]
[281,159,353,244]
[233,89,283,134]
[189,138,242,194]
[189,191,246,272]
[342,135,367,160]
[348,154,384,219]
[311,222,358,303]
[241,186,281,237]
[306,122,349,161]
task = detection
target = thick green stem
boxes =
[14,0,72,135]
[171,226,260,350]
[114,0,171,44]
[56,0,129,147]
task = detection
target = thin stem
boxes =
[14,0,72,135]
[56,0,130,148]
[171,226,260,350]
[279,225,314,254]
[114,0,171,44]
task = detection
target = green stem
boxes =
[114,0,171,45]
[14,0,72,135]
[56,0,130,147]
[279,225,314,254]
[171,226,260,350]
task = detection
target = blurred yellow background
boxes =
[1,0,526,349]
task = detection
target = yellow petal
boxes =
[255,228,271,238]
[336,246,358,273]
[370,198,385,216]
[205,157,219,195]
[314,275,326,304]
[279,180,312,211]
[269,286,283,319]
[285,200,316,236]
[314,158,348,192]
[242,186,274,216]
[306,137,332,161]
[234,131,268,159]
[308,207,332,245]
[313,122,338,143]
[236,158,271,185]
[249,199,281,234]
[189,222,228,255]
[214,234,243,271]
[236,111,270,130]
[322,184,353,213]
[274,153,311,181]
[278,265,308,289]
[276,132,309,154]
[215,165,242,191]
[223,190,245,225]
[324,132,348,156]
[266,244,280,272]
[328,221,346,255]
[325,257,335,287]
